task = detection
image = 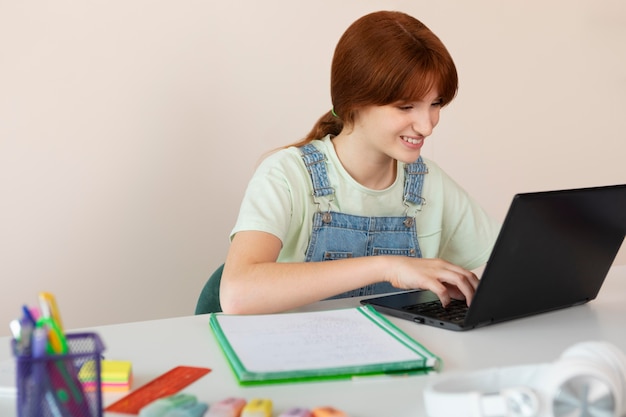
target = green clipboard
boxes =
[209,305,441,385]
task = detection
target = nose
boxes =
[412,109,437,137]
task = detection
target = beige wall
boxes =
[1,0,624,336]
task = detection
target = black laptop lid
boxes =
[465,184,626,327]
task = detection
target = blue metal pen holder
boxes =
[13,332,105,417]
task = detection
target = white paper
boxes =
[216,308,424,373]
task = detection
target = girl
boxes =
[219,11,500,314]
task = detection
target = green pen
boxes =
[36,317,68,355]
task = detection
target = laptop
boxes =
[361,184,626,331]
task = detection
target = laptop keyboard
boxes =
[404,299,468,323]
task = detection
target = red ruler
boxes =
[104,366,211,414]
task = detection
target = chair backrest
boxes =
[195,263,224,314]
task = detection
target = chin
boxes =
[397,152,422,164]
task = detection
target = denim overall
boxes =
[300,143,428,299]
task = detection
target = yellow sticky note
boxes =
[79,359,133,392]
[101,360,133,383]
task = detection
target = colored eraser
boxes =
[241,398,272,417]
[311,407,348,417]
[278,407,313,417]
[206,397,247,417]
[139,393,208,417]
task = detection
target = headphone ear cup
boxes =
[560,341,626,413]
[537,341,626,417]
[543,358,619,417]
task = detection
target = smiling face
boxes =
[350,89,442,164]
[317,12,457,188]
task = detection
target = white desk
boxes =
[2,265,625,417]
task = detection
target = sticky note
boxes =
[79,359,133,392]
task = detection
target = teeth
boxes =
[402,136,423,145]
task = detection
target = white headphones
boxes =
[423,341,626,417]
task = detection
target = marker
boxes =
[36,292,68,355]
[37,317,68,355]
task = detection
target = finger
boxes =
[438,269,478,306]
[443,284,466,301]
[445,264,479,287]
[427,282,452,308]
[468,271,480,290]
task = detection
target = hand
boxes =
[384,257,479,307]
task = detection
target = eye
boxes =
[397,104,413,111]
[431,98,443,107]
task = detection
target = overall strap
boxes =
[299,143,334,198]
[403,157,428,206]
[300,143,427,206]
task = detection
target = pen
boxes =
[44,390,65,417]
[30,327,51,417]
[9,319,24,355]
[22,305,37,326]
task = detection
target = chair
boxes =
[195,263,224,314]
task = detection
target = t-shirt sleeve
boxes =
[435,168,501,270]
[230,150,303,243]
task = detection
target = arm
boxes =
[220,230,480,314]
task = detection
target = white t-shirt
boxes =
[231,135,500,270]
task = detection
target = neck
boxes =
[331,134,397,190]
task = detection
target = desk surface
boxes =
[2,265,625,417]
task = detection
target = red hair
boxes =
[292,11,458,147]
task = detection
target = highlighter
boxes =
[241,398,272,417]
[39,292,65,332]
[206,397,247,417]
